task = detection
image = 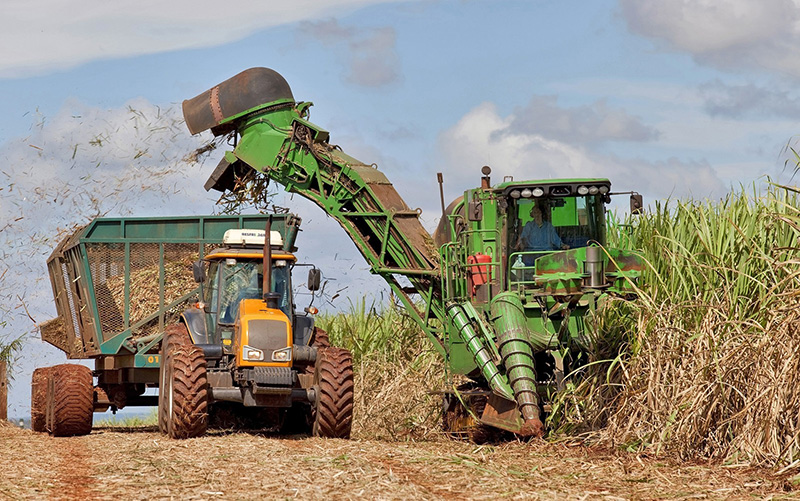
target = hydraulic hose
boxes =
[491,292,544,437]
[446,302,513,401]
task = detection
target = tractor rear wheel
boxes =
[159,324,208,439]
[312,347,354,439]
[45,364,93,437]
[30,367,53,432]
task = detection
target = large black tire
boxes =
[159,324,208,439]
[31,367,53,433]
[312,347,354,439]
[45,364,93,437]
[311,327,330,349]
[158,325,190,434]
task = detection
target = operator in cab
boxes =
[515,202,570,253]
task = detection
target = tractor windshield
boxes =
[512,195,604,255]
[205,259,292,323]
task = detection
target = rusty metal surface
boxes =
[606,252,643,272]
[368,183,437,267]
[93,386,111,412]
[432,196,465,248]
[536,251,579,275]
[479,393,524,433]
[183,67,294,135]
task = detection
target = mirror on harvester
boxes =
[630,193,644,215]
[192,260,206,283]
[307,268,321,291]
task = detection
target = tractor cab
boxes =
[182,228,318,364]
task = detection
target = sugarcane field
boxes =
[4,2,800,500]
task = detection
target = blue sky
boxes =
[2,0,799,416]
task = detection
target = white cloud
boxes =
[0,0,407,79]
[0,99,219,329]
[438,102,727,201]
[619,0,800,79]
[502,95,659,144]
[699,79,800,118]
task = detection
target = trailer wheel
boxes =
[31,367,53,432]
[312,347,354,439]
[160,324,208,439]
[45,364,93,437]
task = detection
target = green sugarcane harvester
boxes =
[182,68,643,439]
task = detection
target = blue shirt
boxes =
[520,221,563,251]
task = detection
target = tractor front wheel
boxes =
[312,347,354,439]
[158,324,208,439]
[311,327,330,349]
[45,364,93,437]
[158,324,189,434]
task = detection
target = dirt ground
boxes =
[1,424,798,500]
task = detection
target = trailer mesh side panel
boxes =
[162,243,200,307]
[87,243,126,335]
[60,262,81,347]
[86,242,202,342]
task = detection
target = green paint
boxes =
[176,69,644,432]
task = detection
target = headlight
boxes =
[577,185,589,195]
[521,188,532,198]
[271,348,292,362]
[599,186,609,194]
[243,346,264,361]
[588,186,599,195]
[510,189,521,198]
[532,187,544,197]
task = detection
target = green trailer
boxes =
[35,213,353,438]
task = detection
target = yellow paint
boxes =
[234,298,292,368]
[206,250,296,261]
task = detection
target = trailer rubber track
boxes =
[313,347,354,439]
[47,364,93,437]
[163,325,208,439]
[31,367,53,432]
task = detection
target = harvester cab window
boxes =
[511,195,603,263]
